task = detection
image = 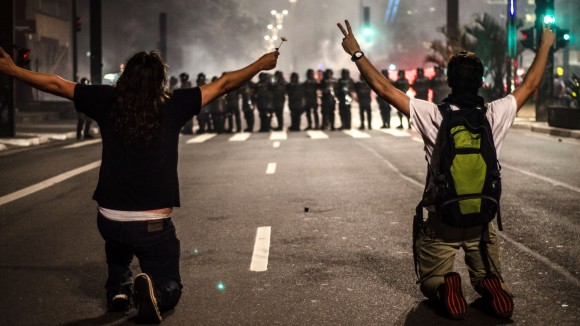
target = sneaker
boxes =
[133,273,162,323]
[480,275,513,319]
[439,272,467,320]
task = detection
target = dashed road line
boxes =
[272,141,280,148]
[502,163,580,193]
[250,226,271,272]
[270,131,287,140]
[62,139,102,149]
[186,134,216,144]
[229,132,251,142]
[343,129,371,138]
[0,160,101,207]
[378,129,411,137]
[266,162,277,174]
[306,130,329,139]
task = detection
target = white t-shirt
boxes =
[410,95,517,163]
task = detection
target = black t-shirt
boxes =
[74,84,201,210]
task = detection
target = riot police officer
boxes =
[302,69,320,130]
[355,74,372,129]
[393,70,409,129]
[287,72,304,131]
[255,72,273,132]
[195,73,211,134]
[320,69,337,131]
[336,69,355,129]
[240,81,256,132]
[377,69,392,128]
[208,75,225,133]
[413,68,430,101]
[271,71,287,131]
[225,86,241,133]
[180,72,194,134]
[431,66,450,104]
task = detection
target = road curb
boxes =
[513,121,580,139]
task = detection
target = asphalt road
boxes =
[0,124,578,326]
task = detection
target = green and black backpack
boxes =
[419,101,503,230]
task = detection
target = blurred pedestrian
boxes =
[338,19,555,321]
[336,68,355,129]
[302,69,320,130]
[0,46,279,323]
[168,76,179,92]
[76,77,93,140]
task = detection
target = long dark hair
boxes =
[112,51,170,146]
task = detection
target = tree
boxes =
[425,13,523,101]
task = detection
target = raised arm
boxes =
[512,25,556,110]
[200,51,279,107]
[337,20,410,116]
[0,47,75,100]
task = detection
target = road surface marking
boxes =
[270,131,287,140]
[343,129,371,138]
[502,163,580,194]
[411,136,423,143]
[306,130,329,139]
[266,162,277,174]
[0,160,101,207]
[186,134,216,144]
[62,139,102,149]
[273,141,280,148]
[250,226,271,272]
[357,142,580,287]
[378,129,411,137]
[228,132,251,142]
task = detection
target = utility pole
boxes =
[72,0,78,82]
[90,0,102,85]
[0,0,14,137]
[447,0,459,53]
[534,0,554,121]
[506,0,517,93]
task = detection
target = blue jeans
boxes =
[97,213,182,313]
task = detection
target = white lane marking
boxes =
[378,129,411,137]
[306,130,329,139]
[266,162,277,174]
[357,141,580,286]
[343,129,371,138]
[0,160,101,207]
[411,136,423,143]
[250,226,271,272]
[186,134,216,144]
[229,132,251,142]
[499,232,580,288]
[270,131,287,140]
[502,163,580,194]
[273,141,280,148]
[62,139,102,149]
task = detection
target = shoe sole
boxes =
[443,273,467,320]
[109,294,131,312]
[482,277,513,319]
[134,274,162,323]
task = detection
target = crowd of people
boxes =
[172,66,451,134]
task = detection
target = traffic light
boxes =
[16,48,31,67]
[74,16,82,32]
[554,27,570,51]
[520,27,536,51]
[362,6,374,43]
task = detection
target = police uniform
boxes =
[336,69,355,130]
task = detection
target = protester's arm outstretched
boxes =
[0,47,75,100]
[200,52,279,107]
[337,20,410,116]
[512,25,555,110]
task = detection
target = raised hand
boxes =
[258,51,280,71]
[0,47,17,76]
[337,20,361,56]
[540,23,556,49]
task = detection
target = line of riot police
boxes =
[171,66,449,134]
